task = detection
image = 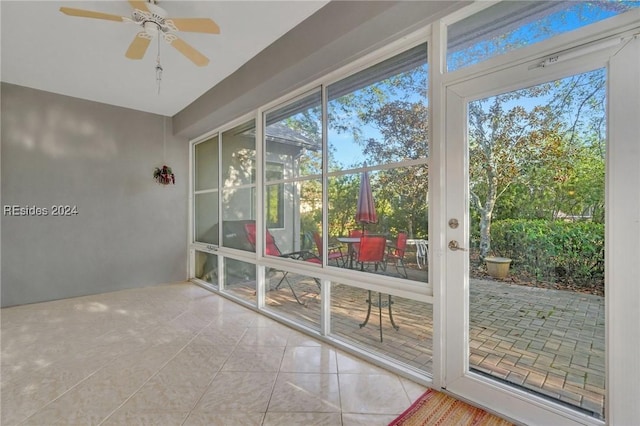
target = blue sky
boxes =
[301,2,632,170]
[448,1,638,71]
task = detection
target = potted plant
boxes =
[484,256,512,279]
[154,165,175,185]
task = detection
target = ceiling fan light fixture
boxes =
[144,21,159,36]
[60,0,218,91]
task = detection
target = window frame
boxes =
[264,161,285,229]
[188,8,640,424]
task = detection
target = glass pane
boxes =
[265,270,321,329]
[330,283,433,374]
[467,69,606,419]
[327,44,428,170]
[265,163,285,229]
[195,136,218,191]
[223,258,256,304]
[222,188,255,252]
[220,220,255,252]
[265,91,322,178]
[328,167,428,283]
[264,179,323,260]
[448,1,640,72]
[195,192,218,244]
[222,187,254,222]
[195,251,217,287]
[221,120,256,186]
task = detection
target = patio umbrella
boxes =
[355,169,377,232]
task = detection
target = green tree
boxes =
[362,101,429,237]
[469,69,606,259]
[328,174,359,237]
[469,91,561,258]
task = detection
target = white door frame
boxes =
[442,37,639,425]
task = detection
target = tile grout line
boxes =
[180,324,251,425]
[14,303,194,425]
[96,303,226,425]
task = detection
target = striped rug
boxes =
[389,388,514,426]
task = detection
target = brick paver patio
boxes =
[223,267,605,419]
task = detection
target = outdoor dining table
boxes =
[336,235,399,342]
[336,236,361,269]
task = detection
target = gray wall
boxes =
[1,83,188,307]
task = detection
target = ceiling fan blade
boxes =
[59,7,125,22]
[128,1,149,12]
[125,33,151,60]
[170,37,209,67]
[167,18,220,34]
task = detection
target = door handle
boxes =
[448,240,467,251]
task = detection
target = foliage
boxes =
[327,67,427,142]
[373,166,428,238]
[327,174,360,237]
[282,47,607,279]
[362,101,429,238]
[490,219,604,288]
[469,69,606,258]
[494,138,605,222]
[288,62,430,238]
[468,88,561,256]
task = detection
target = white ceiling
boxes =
[1,1,329,116]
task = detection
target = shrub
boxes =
[491,219,604,287]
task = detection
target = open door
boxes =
[443,36,639,424]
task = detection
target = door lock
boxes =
[448,240,467,251]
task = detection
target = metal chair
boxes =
[244,223,319,304]
[348,229,366,267]
[386,231,408,278]
[415,239,429,270]
[355,235,386,272]
[312,231,345,267]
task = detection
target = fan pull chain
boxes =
[155,34,163,95]
[162,116,166,162]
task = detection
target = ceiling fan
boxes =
[60,0,219,67]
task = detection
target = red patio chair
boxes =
[386,231,408,278]
[355,235,386,272]
[244,223,319,304]
[348,229,367,266]
[312,231,345,267]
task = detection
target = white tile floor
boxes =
[1,282,427,425]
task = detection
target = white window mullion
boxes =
[216,132,224,290]
[188,139,195,277]
[430,18,447,391]
[320,278,331,336]
[256,110,265,308]
[321,83,332,333]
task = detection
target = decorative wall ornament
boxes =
[153,116,174,185]
[154,165,175,185]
